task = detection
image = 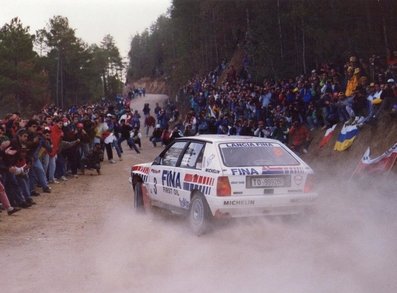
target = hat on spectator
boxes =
[369,82,375,87]
[387,78,395,83]
[354,68,360,74]
[16,128,28,136]
[77,123,84,129]
[155,124,160,128]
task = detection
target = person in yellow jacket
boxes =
[345,67,360,97]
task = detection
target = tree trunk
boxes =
[212,8,219,65]
[301,18,306,75]
[277,0,284,60]
[380,0,389,56]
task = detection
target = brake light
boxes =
[304,174,315,193]
[216,176,231,196]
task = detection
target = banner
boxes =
[334,123,359,151]
[319,124,337,148]
[350,143,397,179]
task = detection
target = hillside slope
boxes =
[306,114,397,178]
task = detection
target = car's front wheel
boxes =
[189,193,212,236]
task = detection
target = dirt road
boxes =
[1,94,396,293]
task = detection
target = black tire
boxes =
[189,193,212,236]
[134,182,144,209]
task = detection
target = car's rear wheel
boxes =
[189,193,212,236]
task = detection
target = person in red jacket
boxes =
[288,120,311,154]
[48,118,64,183]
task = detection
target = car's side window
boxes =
[161,141,187,166]
[180,142,205,169]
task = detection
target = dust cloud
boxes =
[1,170,395,293]
[79,173,397,293]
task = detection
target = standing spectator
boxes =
[62,118,80,176]
[117,119,140,154]
[131,110,141,130]
[131,128,142,149]
[26,120,51,194]
[4,129,34,207]
[144,114,156,137]
[142,103,151,118]
[150,125,163,147]
[161,125,172,146]
[49,118,64,183]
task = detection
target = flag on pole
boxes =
[350,143,397,179]
[334,123,359,151]
[319,124,337,148]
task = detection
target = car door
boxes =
[147,141,187,207]
[173,141,206,210]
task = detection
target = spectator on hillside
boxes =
[335,92,351,123]
[253,121,270,138]
[345,67,360,98]
[271,119,289,144]
[169,126,183,143]
[374,79,397,118]
[288,120,311,154]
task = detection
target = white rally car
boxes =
[131,135,317,235]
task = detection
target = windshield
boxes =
[219,142,300,167]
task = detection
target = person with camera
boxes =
[26,120,52,194]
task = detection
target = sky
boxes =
[1,0,172,59]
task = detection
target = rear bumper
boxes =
[206,192,317,218]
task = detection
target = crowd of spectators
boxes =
[0,99,143,217]
[161,53,397,154]
[1,52,397,218]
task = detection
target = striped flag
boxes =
[319,124,337,148]
[350,143,397,179]
[334,123,359,151]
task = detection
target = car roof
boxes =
[175,135,279,144]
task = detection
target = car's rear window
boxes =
[218,142,300,167]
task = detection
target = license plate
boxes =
[248,176,290,188]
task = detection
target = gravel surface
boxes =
[1,94,396,293]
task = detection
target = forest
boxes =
[127,0,397,88]
[1,1,396,115]
[0,16,124,115]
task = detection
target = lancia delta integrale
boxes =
[130,135,317,235]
